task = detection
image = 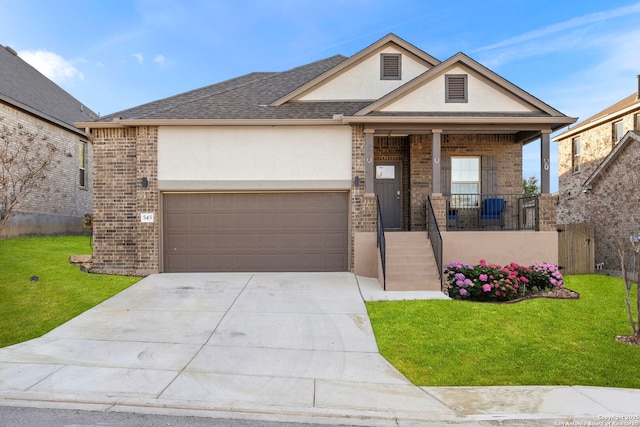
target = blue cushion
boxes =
[482,198,505,215]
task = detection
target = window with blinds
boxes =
[380,54,401,80]
[445,74,468,103]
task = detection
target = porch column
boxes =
[432,129,442,194]
[540,130,551,194]
[364,129,375,194]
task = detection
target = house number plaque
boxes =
[141,213,155,223]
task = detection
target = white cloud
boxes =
[133,53,144,64]
[477,2,640,53]
[19,49,84,84]
[153,54,166,66]
[475,2,640,68]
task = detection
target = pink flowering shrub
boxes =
[444,260,563,302]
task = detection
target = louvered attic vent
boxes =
[446,74,468,103]
[381,54,401,80]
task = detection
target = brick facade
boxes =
[91,126,159,275]
[556,98,640,273]
[0,103,92,237]
[558,108,640,225]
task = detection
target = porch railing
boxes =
[446,193,539,231]
[376,195,386,290]
[426,196,443,287]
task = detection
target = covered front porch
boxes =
[351,125,559,291]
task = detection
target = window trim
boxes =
[612,120,624,145]
[450,156,480,207]
[79,140,87,188]
[380,53,401,80]
[445,74,468,103]
[572,136,581,173]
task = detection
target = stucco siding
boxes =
[298,46,429,101]
[381,65,534,113]
[158,126,352,190]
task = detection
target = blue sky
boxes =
[2,0,640,192]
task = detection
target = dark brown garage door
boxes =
[163,192,349,272]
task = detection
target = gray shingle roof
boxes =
[99,54,355,121]
[0,45,97,132]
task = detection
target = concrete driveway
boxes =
[0,273,454,424]
[0,272,638,425]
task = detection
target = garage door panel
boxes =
[163,192,348,272]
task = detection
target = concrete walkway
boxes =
[0,272,638,426]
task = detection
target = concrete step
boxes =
[383,231,441,292]
[384,280,442,292]
[386,263,436,273]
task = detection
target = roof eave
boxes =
[1,95,88,137]
[554,101,640,141]
[75,118,345,129]
[342,115,577,127]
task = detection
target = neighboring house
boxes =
[77,34,575,289]
[555,78,640,274]
[0,44,97,238]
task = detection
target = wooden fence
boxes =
[557,222,595,275]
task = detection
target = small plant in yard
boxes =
[444,260,564,302]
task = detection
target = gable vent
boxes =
[446,74,468,103]
[381,54,401,80]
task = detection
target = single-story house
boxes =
[77,34,576,289]
[0,44,96,238]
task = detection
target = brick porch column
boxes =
[538,193,557,232]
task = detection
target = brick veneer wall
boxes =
[0,103,92,237]
[350,125,376,270]
[442,134,522,194]
[408,133,523,231]
[410,134,431,230]
[557,107,640,274]
[586,136,640,272]
[557,108,640,225]
[91,126,159,275]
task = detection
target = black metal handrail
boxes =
[446,193,539,231]
[426,196,443,287]
[376,196,386,290]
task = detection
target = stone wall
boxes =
[0,103,92,237]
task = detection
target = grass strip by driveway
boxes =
[0,236,140,348]
[367,274,639,388]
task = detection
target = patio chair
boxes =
[447,200,458,229]
[479,197,506,229]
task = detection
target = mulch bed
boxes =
[535,287,580,299]
[615,334,640,346]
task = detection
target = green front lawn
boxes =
[367,275,640,388]
[0,236,140,348]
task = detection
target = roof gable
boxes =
[0,45,96,134]
[270,33,440,106]
[357,52,565,117]
[583,131,640,188]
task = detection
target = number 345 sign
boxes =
[141,213,155,223]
